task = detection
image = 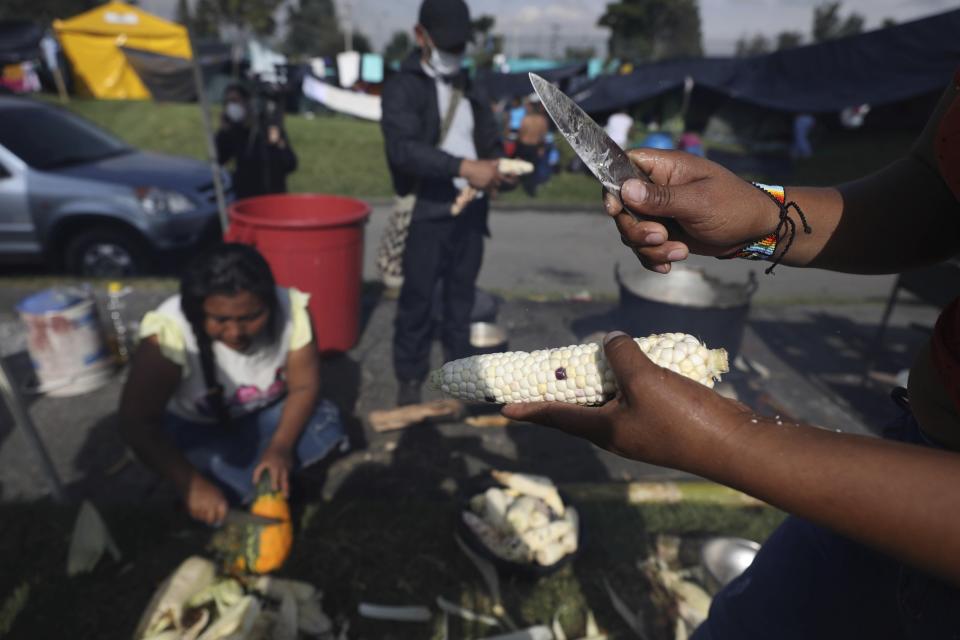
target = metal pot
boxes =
[470,322,509,354]
[615,263,757,360]
[701,536,761,592]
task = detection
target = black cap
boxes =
[418,0,472,52]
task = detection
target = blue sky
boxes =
[142,0,958,56]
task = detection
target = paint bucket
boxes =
[16,289,114,397]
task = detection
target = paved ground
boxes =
[0,206,943,506]
[364,204,900,303]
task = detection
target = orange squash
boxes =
[229,471,294,575]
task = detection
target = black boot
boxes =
[396,379,422,406]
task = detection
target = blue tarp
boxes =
[0,21,44,64]
[574,8,960,115]
[476,62,588,101]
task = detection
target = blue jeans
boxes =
[692,399,960,639]
[162,398,347,504]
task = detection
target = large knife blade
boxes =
[529,73,652,198]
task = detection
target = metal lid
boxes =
[616,263,757,310]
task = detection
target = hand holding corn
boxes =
[498,331,753,471]
[430,331,728,406]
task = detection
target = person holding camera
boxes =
[216,84,298,200]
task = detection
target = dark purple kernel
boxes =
[555,367,567,380]
[485,395,496,403]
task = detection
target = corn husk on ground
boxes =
[136,558,333,640]
[431,333,729,405]
[603,535,714,640]
[463,470,579,567]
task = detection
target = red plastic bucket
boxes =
[225,194,371,353]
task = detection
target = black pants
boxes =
[393,213,484,382]
[515,142,544,196]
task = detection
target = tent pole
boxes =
[0,357,65,502]
[187,28,230,235]
[680,75,694,127]
[52,67,70,103]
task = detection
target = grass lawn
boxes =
[0,495,785,639]
[54,97,916,207]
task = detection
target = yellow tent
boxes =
[54,2,192,100]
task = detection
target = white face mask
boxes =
[225,102,247,123]
[426,38,463,77]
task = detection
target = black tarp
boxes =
[0,21,44,65]
[577,8,960,115]
[121,43,231,102]
[476,62,587,101]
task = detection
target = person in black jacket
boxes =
[216,84,297,200]
[382,0,512,406]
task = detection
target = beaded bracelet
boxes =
[720,182,812,274]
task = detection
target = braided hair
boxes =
[180,243,279,427]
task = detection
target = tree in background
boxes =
[812,1,864,42]
[734,34,770,57]
[284,0,369,57]
[735,30,805,56]
[471,14,496,43]
[175,0,189,28]
[776,31,804,50]
[189,0,282,39]
[881,17,898,29]
[191,0,220,38]
[383,31,412,65]
[285,0,341,56]
[599,0,703,62]
[469,14,502,70]
[565,46,597,61]
[352,32,372,54]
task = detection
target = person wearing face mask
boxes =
[381,0,513,406]
[215,84,298,200]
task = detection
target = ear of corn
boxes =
[430,333,728,406]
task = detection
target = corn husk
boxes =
[196,595,260,640]
[436,596,499,627]
[551,609,568,640]
[245,611,276,640]
[135,556,217,639]
[273,592,298,640]
[140,632,179,640]
[454,535,518,630]
[181,608,210,640]
[478,626,552,640]
[640,557,711,638]
[603,578,650,640]
[298,594,333,635]
[249,576,317,603]
[187,578,244,617]
[67,500,121,576]
[583,609,604,639]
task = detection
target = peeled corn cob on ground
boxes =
[430,332,729,405]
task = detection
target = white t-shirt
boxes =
[139,287,312,423]
[605,112,634,149]
[422,61,477,192]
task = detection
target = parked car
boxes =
[0,96,230,276]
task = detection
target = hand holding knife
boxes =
[528,73,663,263]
